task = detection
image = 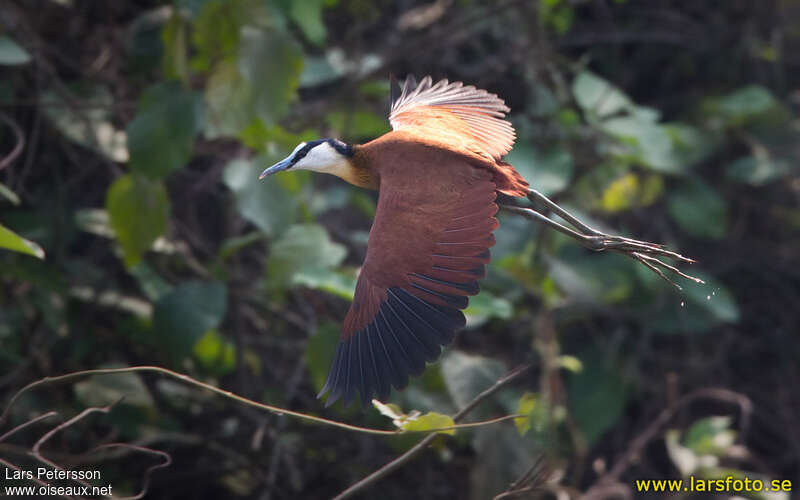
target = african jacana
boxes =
[260,75,696,407]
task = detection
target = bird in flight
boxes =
[260,75,697,407]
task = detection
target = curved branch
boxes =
[0,365,521,437]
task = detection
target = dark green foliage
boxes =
[1,1,798,499]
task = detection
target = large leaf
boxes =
[463,289,513,328]
[568,349,629,445]
[667,179,727,239]
[504,142,573,196]
[74,366,154,408]
[106,174,170,267]
[41,84,129,162]
[326,110,389,140]
[726,156,791,186]
[0,36,31,65]
[153,281,227,359]
[0,223,45,259]
[293,267,357,300]
[441,350,506,410]
[127,82,203,178]
[222,156,298,236]
[713,85,778,125]
[238,27,303,125]
[640,269,740,335]
[266,223,347,290]
[205,27,303,137]
[305,322,341,393]
[548,250,635,304]
[572,70,632,118]
[601,115,688,174]
[289,0,327,45]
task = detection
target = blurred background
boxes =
[1,0,798,498]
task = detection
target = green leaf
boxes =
[41,84,129,162]
[127,82,203,178]
[222,156,298,236]
[463,290,513,328]
[372,401,455,435]
[204,60,255,137]
[401,412,456,436]
[289,0,327,45]
[125,6,170,74]
[161,11,189,82]
[106,174,170,268]
[189,0,247,72]
[153,281,227,359]
[548,251,635,304]
[568,349,629,445]
[664,123,717,169]
[326,110,390,140]
[193,329,236,375]
[504,143,573,196]
[557,355,583,373]
[0,223,45,259]
[293,267,357,300]
[128,262,173,301]
[299,55,346,88]
[205,27,302,137]
[74,208,115,238]
[218,231,266,259]
[441,350,506,409]
[684,416,735,456]
[238,27,303,124]
[372,400,410,423]
[667,180,727,239]
[0,183,20,206]
[598,173,664,213]
[267,223,347,290]
[0,36,31,65]
[601,115,688,173]
[74,366,154,408]
[726,156,791,186]
[305,322,341,392]
[573,70,632,118]
[714,85,778,125]
[681,272,740,324]
[641,269,740,334]
[514,392,537,436]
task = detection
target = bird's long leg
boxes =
[499,189,703,289]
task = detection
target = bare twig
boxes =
[492,455,551,500]
[2,402,172,500]
[88,443,172,500]
[0,110,25,171]
[0,410,59,442]
[332,363,534,500]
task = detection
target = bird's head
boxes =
[259,138,354,180]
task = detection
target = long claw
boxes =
[503,191,702,286]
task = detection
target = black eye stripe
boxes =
[287,138,352,168]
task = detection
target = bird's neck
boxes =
[335,145,379,190]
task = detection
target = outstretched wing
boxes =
[389,75,516,161]
[318,156,499,406]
